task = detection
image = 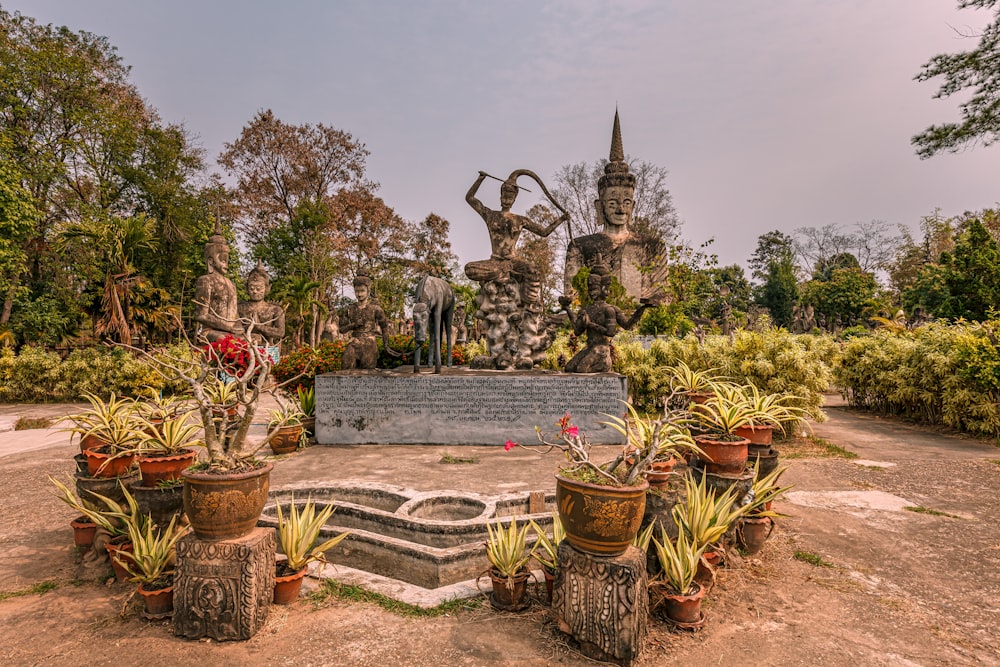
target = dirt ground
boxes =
[1,398,998,666]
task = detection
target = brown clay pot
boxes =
[83,446,136,478]
[738,516,774,555]
[694,549,723,589]
[75,469,139,512]
[132,482,185,528]
[137,448,199,486]
[686,391,714,406]
[659,580,706,624]
[105,538,133,582]
[137,582,174,619]
[181,462,272,541]
[79,433,109,455]
[555,474,648,557]
[734,424,774,447]
[70,516,97,548]
[542,568,556,605]
[268,425,302,455]
[273,566,307,604]
[489,568,530,611]
[694,434,749,475]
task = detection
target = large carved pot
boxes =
[181,463,272,541]
[555,474,648,557]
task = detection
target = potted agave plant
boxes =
[266,405,305,455]
[651,524,707,627]
[507,409,685,557]
[665,361,723,407]
[484,516,534,611]
[65,394,142,478]
[65,392,137,455]
[296,385,316,438]
[687,383,762,475]
[602,401,700,489]
[733,384,809,453]
[133,416,202,487]
[114,513,190,619]
[529,513,564,604]
[738,463,793,555]
[273,495,350,604]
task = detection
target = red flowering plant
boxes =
[204,334,252,378]
[506,404,695,487]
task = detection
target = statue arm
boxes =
[621,303,651,330]
[193,277,242,334]
[465,172,489,218]
[522,210,568,239]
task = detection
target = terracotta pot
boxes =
[555,474,648,557]
[686,390,714,406]
[542,567,556,605]
[137,583,174,619]
[73,453,89,475]
[694,549,723,589]
[70,516,97,548]
[659,580,705,625]
[734,424,774,447]
[268,425,302,455]
[137,448,199,486]
[694,434,749,475]
[181,462,272,541]
[644,468,672,489]
[83,446,136,478]
[79,432,109,455]
[105,538,133,582]
[132,482,185,528]
[738,516,774,555]
[273,566,307,604]
[489,568,530,611]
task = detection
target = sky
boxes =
[7,0,1000,274]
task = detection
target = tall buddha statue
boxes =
[193,219,242,342]
[563,111,664,304]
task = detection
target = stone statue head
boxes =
[500,173,520,211]
[247,259,270,302]
[595,111,636,233]
[204,218,229,274]
[353,271,372,302]
[587,254,613,301]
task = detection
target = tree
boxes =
[0,140,37,323]
[748,230,797,284]
[800,267,879,325]
[938,218,1000,320]
[550,158,680,242]
[410,213,457,279]
[912,0,1000,158]
[888,209,955,295]
[748,231,799,328]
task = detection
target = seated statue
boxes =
[193,219,243,342]
[563,111,665,304]
[238,260,286,345]
[339,272,395,370]
[558,257,654,374]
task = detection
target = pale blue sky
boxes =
[7,1,999,273]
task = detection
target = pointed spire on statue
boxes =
[609,108,624,163]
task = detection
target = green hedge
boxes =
[0,345,192,402]
[835,320,1000,436]
[612,329,835,417]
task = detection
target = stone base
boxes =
[173,527,275,641]
[315,369,627,445]
[552,542,647,666]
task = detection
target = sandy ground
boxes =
[0,396,998,666]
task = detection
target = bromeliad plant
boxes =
[296,385,316,419]
[275,495,350,574]
[529,513,565,574]
[652,524,705,596]
[114,513,190,587]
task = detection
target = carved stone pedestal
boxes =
[173,527,275,641]
[552,542,648,666]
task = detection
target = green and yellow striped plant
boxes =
[672,473,750,552]
[276,495,350,572]
[652,524,705,596]
[485,516,534,583]
[115,513,190,585]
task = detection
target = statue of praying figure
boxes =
[193,219,243,342]
[558,257,654,373]
[238,260,286,345]
[339,271,396,370]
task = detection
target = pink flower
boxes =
[565,425,579,438]
[504,439,518,451]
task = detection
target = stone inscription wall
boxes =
[315,371,627,445]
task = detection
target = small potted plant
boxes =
[733,384,809,452]
[65,392,138,454]
[687,385,763,475]
[651,524,707,627]
[507,411,665,556]
[602,402,700,489]
[133,416,202,486]
[273,495,350,604]
[137,389,189,435]
[665,361,723,406]
[266,405,305,455]
[65,393,141,477]
[738,463,793,554]
[529,513,564,604]
[113,513,190,619]
[484,516,534,611]
[296,385,316,438]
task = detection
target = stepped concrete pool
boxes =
[260,482,555,599]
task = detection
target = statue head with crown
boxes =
[595,110,636,237]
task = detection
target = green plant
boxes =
[601,400,699,470]
[14,416,51,430]
[665,360,722,394]
[485,516,533,582]
[276,495,350,572]
[296,385,316,418]
[738,384,811,435]
[439,454,479,464]
[529,514,564,572]
[308,579,483,617]
[268,405,305,430]
[652,525,705,595]
[744,462,794,517]
[64,392,139,449]
[904,505,961,519]
[114,513,190,585]
[203,377,239,406]
[136,415,203,455]
[672,473,750,552]
[633,520,656,552]
[137,388,188,423]
[794,550,832,567]
[49,476,140,537]
[689,388,762,437]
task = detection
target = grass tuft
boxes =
[783,435,858,460]
[308,579,483,617]
[14,416,53,431]
[904,506,960,519]
[439,454,479,465]
[0,580,58,601]
[794,551,832,568]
